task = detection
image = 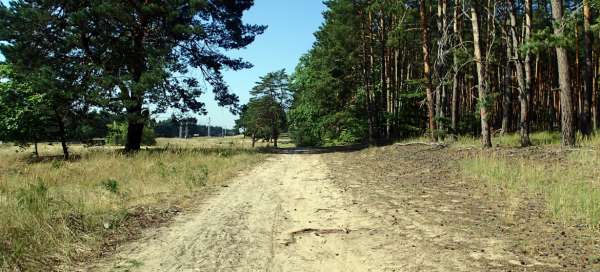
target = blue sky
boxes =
[0,0,327,128]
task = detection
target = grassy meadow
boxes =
[0,137,267,271]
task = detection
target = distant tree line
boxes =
[0,0,264,158]
[155,115,235,138]
[289,0,600,147]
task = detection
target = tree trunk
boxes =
[56,113,70,160]
[273,127,278,148]
[582,0,593,136]
[524,0,534,134]
[420,0,437,141]
[125,88,145,151]
[471,1,492,148]
[435,0,449,138]
[551,0,576,147]
[34,141,39,158]
[507,0,531,146]
[451,0,462,134]
[503,35,512,134]
[592,53,600,130]
[363,10,375,144]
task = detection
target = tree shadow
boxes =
[25,154,83,164]
[257,144,370,154]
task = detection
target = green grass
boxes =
[0,139,266,271]
[462,149,600,227]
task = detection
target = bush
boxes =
[100,179,120,194]
[106,121,156,146]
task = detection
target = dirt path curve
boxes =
[90,154,385,272]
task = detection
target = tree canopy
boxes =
[289,0,600,147]
[237,70,290,147]
[0,0,265,151]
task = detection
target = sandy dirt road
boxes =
[88,152,560,272]
[90,154,384,272]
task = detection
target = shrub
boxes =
[100,179,120,194]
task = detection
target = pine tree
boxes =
[0,0,265,151]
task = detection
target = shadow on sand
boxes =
[258,144,370,154]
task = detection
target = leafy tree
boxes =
[0,0,98,159]
[0,64,50,157]
[287,0,368,146]
[237,99,269,147]
[237,96,285,147]
[249,70,291,147]
[0,0,265,151]
[72,110,122,141]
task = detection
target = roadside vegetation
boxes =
[463,149,600,227]
[402,131,600,228]
[0,138,266,271]
[394,131,600,229]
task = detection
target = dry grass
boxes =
[159,135,296,149]
[0,138,267,271]
[399,131,600,148]
[451,131,600,148]
[462,148,600,228]
[399,132,600,227]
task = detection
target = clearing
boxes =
[84,144,599,272]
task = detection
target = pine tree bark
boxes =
[524,0,533,132]
[125,101,145,151]
[551,0,576,146]
[435,0,449,137]
[420,0,437,141]
[361,10,375,144]
[451,0,462,134]
[507,0,531,146]
[471,1,492,148]
[582,0,593,136]
[503,33,512,134]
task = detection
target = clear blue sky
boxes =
[0,0,327,129]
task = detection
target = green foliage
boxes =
[0,64,51,147]
[288,2,366,146]
[101,179,120,194]
[107,122,156,146]
[0,0,264,150]
[237,70,290,145]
